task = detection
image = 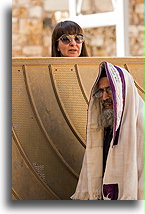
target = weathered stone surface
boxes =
[27,34,43,45]
[29,6,43,18]
[19,19,43,34]
[12,17,19,33]
[12,45,22,56]
[12,34,27,46]
[16,0,31,7]
[22,46,42,56]
[135,3,144,13]
[12,0,144,57]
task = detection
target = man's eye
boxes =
[107,87,111,93]
[96,89,102,95]
[99,89,103,93]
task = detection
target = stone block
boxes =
[43,36,51,47]
[42,47,51,57]
[12,34,27,46]
[31,0,43,6]
[22,46,42,56]
[12,7,19,17]
[17,0,31,7]
[12,17,19,33]
[12,45,22,57]
[129,25,139,36]
[12,7,28,18]
[27,34,43,45]
[12,0,17,5]
[135,0,143,3]
[135,3,144,13]
[29,6,43,18]
[19,7,28,18]
[43,0,68,11]
[19,19,43,35]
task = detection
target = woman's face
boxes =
[57,34,83,57]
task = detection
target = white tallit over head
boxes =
[71,61,144,200]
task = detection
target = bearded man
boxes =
[96,76,114,176]
[71,61,144,200]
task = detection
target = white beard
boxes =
[101,108,114,128]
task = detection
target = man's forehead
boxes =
[98,77,110,88]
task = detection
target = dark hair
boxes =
[51,20,88,57]
[100,62,107,78]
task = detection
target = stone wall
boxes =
[129,0,144,56]
[12,0,144,57]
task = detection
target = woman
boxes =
[51,20,88,57]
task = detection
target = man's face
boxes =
[98,77,113,109]
[97,77,114,128]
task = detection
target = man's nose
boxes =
[102,90,110,100]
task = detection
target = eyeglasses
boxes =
[57,34,84,44]
[94,86,112,98]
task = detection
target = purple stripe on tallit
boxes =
[113,66,126,145]
[114,65,126,108]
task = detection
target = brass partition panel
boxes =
[12,57,144,200]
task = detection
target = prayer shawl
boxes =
[71,61,144,200]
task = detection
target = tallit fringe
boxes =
[71,192,102,200]
[103,196,111,200]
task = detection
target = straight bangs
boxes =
[56,21,83,39]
